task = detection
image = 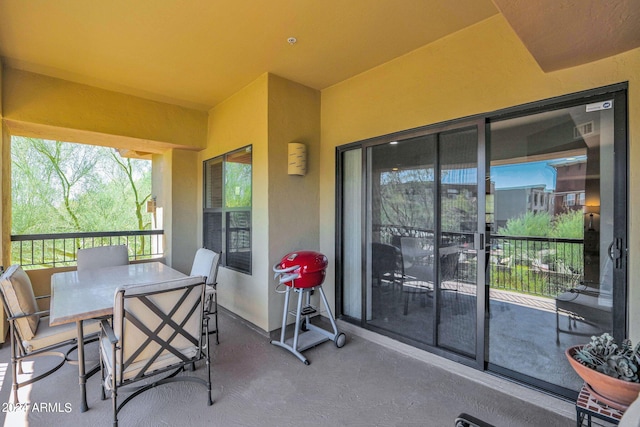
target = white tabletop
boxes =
[50,262,186,326]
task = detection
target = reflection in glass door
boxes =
[437,128,479,356]
[486,96,624,395]
[366,134,437,346]
[355,123,483,358]
[338,85,627,399]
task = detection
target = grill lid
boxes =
[278,251,328,274]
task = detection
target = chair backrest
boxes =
[0,265,39,340]
[439,249,460,282]
[190,248,221,286]
[77,245,129,271]
[371,243,403,285]
[112,276,205,383]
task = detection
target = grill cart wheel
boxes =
[335,333,346,348]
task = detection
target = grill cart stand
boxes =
[270,252,346,365]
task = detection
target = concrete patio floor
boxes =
[0,309,576,426]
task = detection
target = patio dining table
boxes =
[49,261,187,412]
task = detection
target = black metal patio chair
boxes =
[99,276,212,426]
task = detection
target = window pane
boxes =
[203,145,252,274]
[225,148,252,208]
[226,211,251,271]
[204,158,223,209]
[203,212,222,253]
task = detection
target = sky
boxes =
[491,161,558,191]
[491,155,587,191]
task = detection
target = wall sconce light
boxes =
[584,205,600,231]
[146,197,157,213]
[288,142,307,176]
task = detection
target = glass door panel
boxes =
[341,149,363,320]
[436,128,479,355]
[487,99,617,392]
[366,135,436,345]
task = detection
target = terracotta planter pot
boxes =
[566,345,640,410]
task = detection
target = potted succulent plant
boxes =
[566,333,640,410]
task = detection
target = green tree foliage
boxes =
[497,211,551,237]
[379,168,435,230]
[497,210,583,238]
[225,161,251,208]
[551,211,584,238]
[441,190,477,233]
[497,210,584,287]
[11,137,152,235]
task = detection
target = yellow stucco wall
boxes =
[319,15,640,341]
[266,74,321,331]
[0,63,5,341]
[169,149,199,275]
[2,68,207,151]
[199,73,321,332]
[201,74,270,331]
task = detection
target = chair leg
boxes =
[17,344,26,375]
[112,382,118,427]
[205,290,220,344]
[205,323,213,406]
[9,327,20,403]
[403,291,409,315]
[213,292,219,345]
[11,350,19,403]
[100,358,107,401]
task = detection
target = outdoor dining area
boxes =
[0,243,634,426]
[0,245,220,426]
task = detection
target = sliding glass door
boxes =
[337,84,627,398]
[340,121,485,360]
[485,92,627,395]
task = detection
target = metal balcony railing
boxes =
[488,234,583,297]
[374,224,584,298]
[11,230,164,269]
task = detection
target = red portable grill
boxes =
[275,251,328,288]
[270,251,345,365]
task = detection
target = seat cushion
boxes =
[23,318,101,352]
[0,265,39,340]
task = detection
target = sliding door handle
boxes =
[608,238,624,268]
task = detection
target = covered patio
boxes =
[0,310,573,427]
[1,1,640,425]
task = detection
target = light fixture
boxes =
[390,141,398,145]
[146,196,157,213]
[288,142,306,176]
[287,37,297,45]
[584,205,600,231]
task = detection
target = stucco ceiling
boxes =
[492,0,640,72]
[0,1,638,111]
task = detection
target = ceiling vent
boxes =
[574,121,594,139]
